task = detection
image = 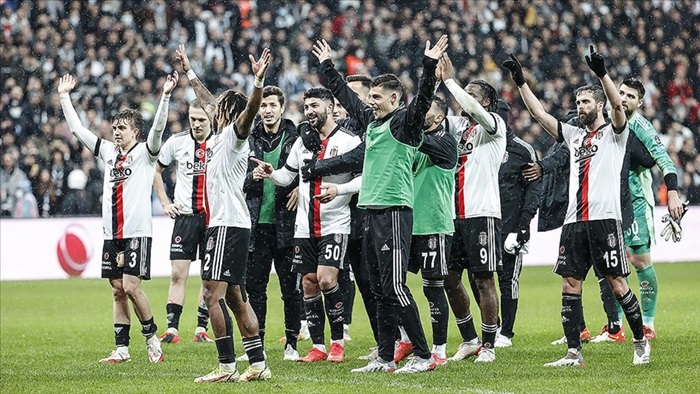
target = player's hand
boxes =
[175,44,192,73]
[250,48,271,79]
[163,71,179,95]
[57,75,76,94]
[286,187,299,211]
[439,54,455,81]
[660,201,688,243]
[585,44,607,78]
[435,56,444,81]
[502,54,526,86]
[667,190,684,221]
[314,183,338,203]
[517,225,530,245]
[425,34,448,60]
[163,202,181,219]
[250,157,274,178]
[299,121,322,153]
[301,157,317,183]
[312,39,332,63]
[522,162,543,181]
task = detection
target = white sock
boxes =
[220,362,236,371]
[195,326,206,334]
[432,344,446,357]
[398,326,411,343]
[331,339,344,347]
[313,344,327,353]
[167,327,179,335]
[251,361,266,369]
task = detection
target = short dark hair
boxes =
[189,99,202,109]
[432,96,448,117]
[370,74,404,100]
[621,77,646,99]
[262,85,286,106]
[112,109,143,131]
[303,87,334,104]
[574,84,607,106]
[469,79,498,113]
[346,74,372,88]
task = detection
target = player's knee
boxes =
[606,276,628,297]
[111,282,127,300]
[317,275,337,291]
[121,281,141,298]
[170,272,187,286]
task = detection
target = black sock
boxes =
[598,278,621,334]
[323,285,345,341]
[215,337,235,364]
[165,303,182,330]
[197,301,209,330]
[304,294,326,345]
[114,324,130,347]
[482,323,498,350]
[423,278,448,346]
[617,289,644,340]
[339,271,356,324]
[455,313,478,342]
[562,293,582,349]
[242,336,265,363]
[140,317,157,338]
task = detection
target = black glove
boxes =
[516,226,530,245]
[301,156,318,183]
[585,44,607,78]
[502,54,526,86]
[299,121,322,153]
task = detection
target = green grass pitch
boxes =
[2,263,699,393]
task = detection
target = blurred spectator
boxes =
[58,168,94,216]
[1,0,698,216]
[1,152,31,216]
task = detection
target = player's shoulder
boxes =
[510,135,537,160]
[631,114,656,133]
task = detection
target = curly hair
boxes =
[214,89,248,131]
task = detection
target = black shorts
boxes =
[409,234,451,277]
[293,234,348,275]
[554,219,629,279]
[448,217,502,273]
[170,214,207,261]
[101,237,153,280]
[201,226,250,284]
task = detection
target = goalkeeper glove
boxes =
[660,201,689,243]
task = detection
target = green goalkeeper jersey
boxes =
[627,112,677,207]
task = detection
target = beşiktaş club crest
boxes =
[130,238,139,249]
[334,234,343,244]
[206,237,215,251]
[478,232,488,246]
[428,236,437,250]
[607,233,617,248]
[329,146,338,157]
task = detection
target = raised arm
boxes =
[177,44,217,122]
[585,45,625,131]
[235,48,271,139]
[400,35,448,141]
[313,39,373,130]
[57,75,100,154]
[503,54,560,139]
[440,54,496,133]
[146,71,177,155]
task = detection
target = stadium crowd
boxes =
[1,0,699,218]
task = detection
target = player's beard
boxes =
[578,110,596,127]
[308,111,327,130]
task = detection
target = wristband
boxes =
[254,77,264,89]
[186,69,197,81]
[664,173,678,191]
